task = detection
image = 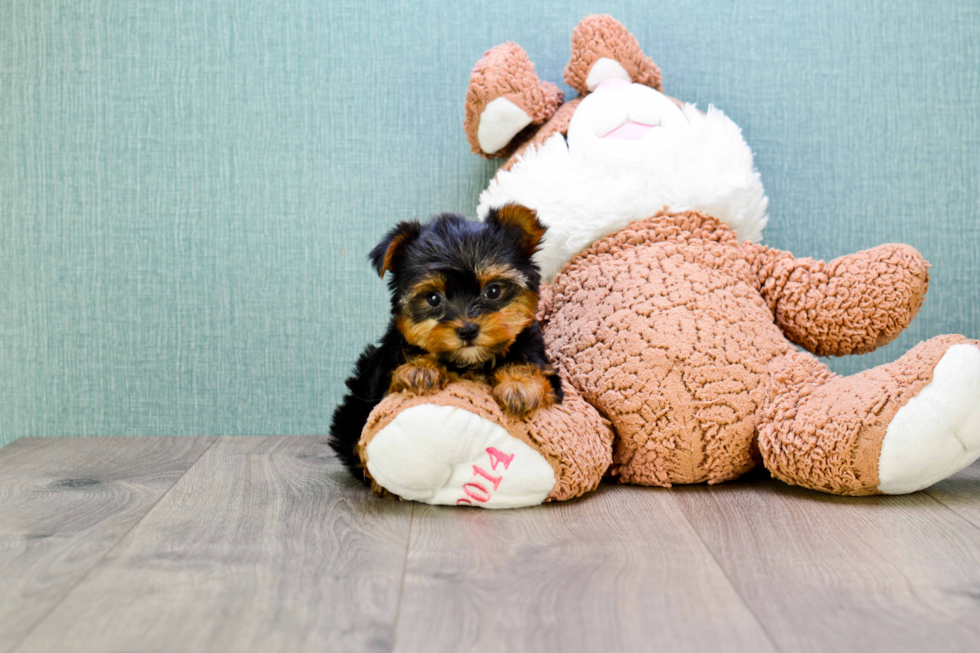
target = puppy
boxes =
[329,204,563,482]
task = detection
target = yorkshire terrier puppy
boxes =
[329,204,563,481]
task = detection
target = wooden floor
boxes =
[1,437,979,652]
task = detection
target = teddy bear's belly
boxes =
[546,247,793,487]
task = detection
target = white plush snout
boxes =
[570,79,687,142]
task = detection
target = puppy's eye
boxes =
[425,292,442,308]
[484,283,502,300]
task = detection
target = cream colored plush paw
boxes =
[878,344,980,494]
[364,404,555,508]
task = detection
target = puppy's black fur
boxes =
[329,206,562,483]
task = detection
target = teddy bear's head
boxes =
[466,21,770,280]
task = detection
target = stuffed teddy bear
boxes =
[354,14,980,508]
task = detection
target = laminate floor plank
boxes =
[0,436,216,653]
[392,483,778,653]
[12,436,414,653]
[925,461,980,532]
[672,465,980,653]
[7,438,980,653]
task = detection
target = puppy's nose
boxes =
[456,323,480,343]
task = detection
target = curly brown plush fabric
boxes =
[744,243,930,356]
[542,210,937,494]
[759,335,979,494]
[564,14,663,94]
[358,380,614,502]
[463,42,564,158]
[544,211,789,486]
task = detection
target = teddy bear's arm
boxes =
[744,243,930,357]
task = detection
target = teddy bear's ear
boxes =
[487,204,546,256]
[369,221,423,278]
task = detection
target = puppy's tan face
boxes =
[373,205,547,367]
[396,266,538,367]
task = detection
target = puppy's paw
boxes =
[390,358,449,396]
[492,364,556,418]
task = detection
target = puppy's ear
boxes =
[486,204,546,256]
[369,221,423,278]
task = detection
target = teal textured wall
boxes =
[1,1,978,445]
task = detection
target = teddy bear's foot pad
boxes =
[878,344,980,493]
[364,404,556,508]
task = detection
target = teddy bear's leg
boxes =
[356,380,614,508]
[563,14,663,95]
[464,42,564,158]
[760,335,980,496]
